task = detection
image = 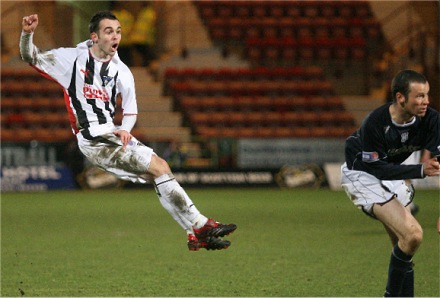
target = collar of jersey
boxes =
[391,116,416,127]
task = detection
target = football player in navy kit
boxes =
[341,69,440,297]
[20,12,236,251]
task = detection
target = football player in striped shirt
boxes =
[20,11,236,251]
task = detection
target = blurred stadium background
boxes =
[1,1,439,191]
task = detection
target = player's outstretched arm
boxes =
[22,14,38,33]
[20,14,39,63]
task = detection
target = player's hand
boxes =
[22,14,39,33]
[114,130,132,151]
[422,157,440,177]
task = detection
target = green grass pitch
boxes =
[1,188,439,297]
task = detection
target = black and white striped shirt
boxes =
[20,33,137,137]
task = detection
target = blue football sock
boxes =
[384,244,413,297]
[400,266,414,297]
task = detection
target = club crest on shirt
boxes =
[400,132,409,143]
[102,75,113,87]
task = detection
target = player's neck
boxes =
[389,103,415,125]
[89,46,111,62]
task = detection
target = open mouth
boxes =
[112,43,118,51]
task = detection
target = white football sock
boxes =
[193,215,209,229]
[154,173,207,232]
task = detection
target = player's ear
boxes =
[396,92,405,107]
[90,32,98,43]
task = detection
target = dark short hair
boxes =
[89,11,118,34]
[391,70,427,101]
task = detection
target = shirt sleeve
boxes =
[117,65,138,115]
[119,114,137,133]
[19,32,37,63]
[423,109,440,156]
[19,31,76,88]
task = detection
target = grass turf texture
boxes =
[1,188,439,297]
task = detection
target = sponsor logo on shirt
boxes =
[388,145,421,156]
[80,68,90,78]
[83,84,109,102]
[362,151,379,162]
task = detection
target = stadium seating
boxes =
[245,36,367,65]
[179,95,345,113]
[164,66,325,96]
[168,1,376,139]
[164,67,357,138]
[1,68,69,142]
[195,0,380,66]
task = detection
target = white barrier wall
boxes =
[237,138,345,169]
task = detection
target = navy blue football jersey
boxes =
[345,103,440,180]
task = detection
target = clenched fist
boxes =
[22,14,38,33]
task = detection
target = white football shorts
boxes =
[77,132,154,183]
[340,162,414,217]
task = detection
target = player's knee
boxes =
[150,155,172,177]
[158,158,172,174]
[411,226,423,247]
[404,225,423,252]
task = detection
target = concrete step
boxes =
[156,47,249,80]
[136,86,163,99]
[130,67,188,142]
[137,97,173,112]
[342,95,384,126]
[137,111,182,127]
[160,1,213,50]
[131,67,152,78]
[134,126,192,143]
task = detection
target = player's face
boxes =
[397,81,430,118]
[91,18,121,59]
